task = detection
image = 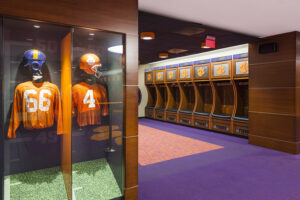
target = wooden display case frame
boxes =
[193,81,213,129]
[154,83,167,120]
[211,80,235,134]
[178,81,194,125]
[144,54,250,138]
[145,84,156,119]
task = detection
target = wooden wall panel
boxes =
[249,31,300,154]
[249,32,296,64]
[125,137,138,200]
[61,33,72,200]
[0,0,138,35]
[249,112,296,141]
[249,61,296,88]
[249,135,300,154]
[249,88,295,114]
[124,33,138,199]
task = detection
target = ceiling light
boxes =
[89,33,95,36]
[26,38,33,41]
[108,45,123,54]
[33,25,40,29]
[140,32,155,40]
[201,42,210,49]
[168,48,188,54]
[159,53,168,59]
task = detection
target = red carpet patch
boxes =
[139,125,224,166]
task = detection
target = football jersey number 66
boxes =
[24,89,51,112]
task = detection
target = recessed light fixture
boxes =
[108,45,123,54]
[140,32,155,40]
[33,25,40,29]
[89,33,95,36]
[159,53,168,59]
[201,42,210,49]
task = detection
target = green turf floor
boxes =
[5,158,122,200]
[72,159,122,200]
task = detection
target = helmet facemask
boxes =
[90,64,102,79]
[24,49,46,81]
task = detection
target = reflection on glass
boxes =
[71,28,124,200]
[2,18,70,200]
[1,17,124,200]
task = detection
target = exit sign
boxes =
[205,35,215,48]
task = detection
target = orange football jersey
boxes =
[7,81,63,138]
[72,82,108,127]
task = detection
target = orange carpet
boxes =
[139,125,223,166]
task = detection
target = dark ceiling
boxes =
[139,12,258,64]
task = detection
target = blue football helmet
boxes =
[23,49,46,71]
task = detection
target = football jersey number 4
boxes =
[83,90,96,108]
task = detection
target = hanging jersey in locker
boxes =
[7,81,63,138]
[72,82,108,127]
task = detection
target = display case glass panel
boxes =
[1,17,71,200]
[71,28,124,200]
[0,17,125,200]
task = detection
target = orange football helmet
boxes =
[80,53,102,78]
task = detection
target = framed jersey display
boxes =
[0,17,125,200]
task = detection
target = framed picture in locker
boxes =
[154,69,165,83]
[145,71,153,84]
[211,56,232,79]
[233,57,248,78]
[194,61,210,81]
[178,62,193,81]
[165,65,178,82]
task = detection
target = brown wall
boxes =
[249,32,300,154]
[0,0,139,199]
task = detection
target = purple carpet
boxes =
[138,118,300,200]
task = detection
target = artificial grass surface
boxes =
[6,158,122,200]
[72,159,122,200]
[7,166,67,200]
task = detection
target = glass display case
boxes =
[0,17,124,200]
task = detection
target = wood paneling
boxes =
[249,61,296,88]
[0,0,138,35]
[125,186,138,200]
[125,137,138,188]
[60,33,72,200]
[125,35,139,85]
[249,32,296,64]
[249,31,300,154]
[249,112,296,142]
[125,86,138,137]
[249,135,300,154]
[249,88,295,115]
